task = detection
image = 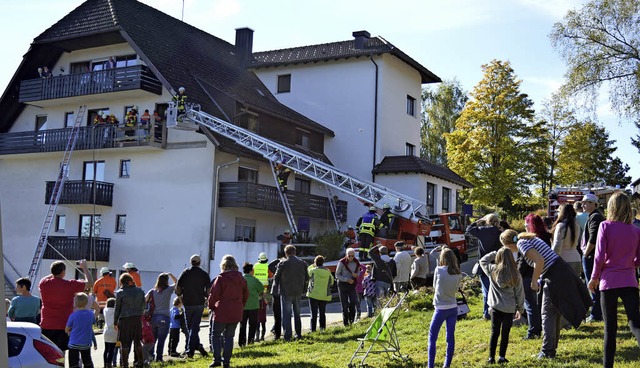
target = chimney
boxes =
[352,30,370,49]
[235,27,254,65]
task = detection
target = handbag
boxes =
[144,291,155,318]
[457,288,470,320]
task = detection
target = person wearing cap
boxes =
[176,254,210,358]
[254,253,270,293]
[356,206,380,261]
[94,267,117,328]
[123,262,142,288]
[580,193,605,322]
[393,241,412,292]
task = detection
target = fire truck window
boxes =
[448,216,461,230]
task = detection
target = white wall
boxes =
[375,173,464,215]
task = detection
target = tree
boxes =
[446,60,539,208]
[555,120,631,187]
[551,0,640,119]
[420,79,468,165]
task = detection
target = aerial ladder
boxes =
[27,105,87,285]
[167,103,429,224]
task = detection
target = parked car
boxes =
[7,321,64,367]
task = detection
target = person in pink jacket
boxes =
[208,255,248,368]
[588,192,640,368]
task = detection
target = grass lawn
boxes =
[157,278,640,367]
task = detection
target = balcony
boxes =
[0,123,165,155]
[43,236,110,262]
[218,181,348,220]
[19,65,162,103]
[45,180,113,206]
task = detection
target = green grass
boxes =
[155,279,640,367]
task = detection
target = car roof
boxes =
[7,321,43,339]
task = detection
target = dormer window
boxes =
[296,129,310,149]
[277,74,291,93]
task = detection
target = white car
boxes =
[7,321,64,367]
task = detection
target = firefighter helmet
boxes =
[178,86,185,93]
[369,206,376,211]
[382,203,390,209]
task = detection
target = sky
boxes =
[0,0,637,186]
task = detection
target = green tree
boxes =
[420,79,468,165]
[446,60,538,208]
[556,120,631,187]
[551,0,640,119]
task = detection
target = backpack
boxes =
[386,259,398,279]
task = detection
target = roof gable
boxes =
[373,155,473,188]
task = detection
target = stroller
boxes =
[348,292,410,368]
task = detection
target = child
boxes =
[427,248,462,368]
[255,296,268,342]
[354,263,366,321]
[103,298,117,368]
[362,265,377,318]
[480,246,525,364]
[8,277,41,323]
[168,297,183,357]
[141,314,155,364]
[65,293,95,368]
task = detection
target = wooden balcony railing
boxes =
[0,123,165,155]
[43,236,110,262]
[218,181,348,220]
[19,65,162,102]
[45,180,113,206]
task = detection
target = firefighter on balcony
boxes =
[356,206,380,261]
[173,86,187,120]
[378,203,396,238]
[140,109,151,141]
[125,106,138,138]
[275,163,292,193]
[93,111,107,147]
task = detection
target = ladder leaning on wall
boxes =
[27,105,87,286]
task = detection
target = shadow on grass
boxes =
[234,349,277,359]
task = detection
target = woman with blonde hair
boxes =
[588,192,640,368]
[427,248,462,368]
[499,229,590,360]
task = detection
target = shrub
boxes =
[311,230,344,261]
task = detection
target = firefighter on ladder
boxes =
[275,163,292,193]
[378,203,395,238]
[173,86,187,120]
[356,206,380,261]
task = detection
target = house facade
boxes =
[250,31,471,225]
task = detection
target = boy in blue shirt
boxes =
[168,297,183,357]
[66,292,95,368]
[8,277,41,323]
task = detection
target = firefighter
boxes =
[356,206,380,261]
[276,229,292,257]
[173,86,187,118]
[344,225,357,250]
[254,252,270,293]
[93,110,105,125]
[125,106,138,138]
[379,203,395,238]
[275,163,292,193]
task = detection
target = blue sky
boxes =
[1,0,637,185]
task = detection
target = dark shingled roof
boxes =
[1,0,333,138]
[252,35,441,84]
[373,155,473,188]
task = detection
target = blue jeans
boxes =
[184,305,205,355]
[152,314,170,360]
[427,307,458,368]
[211,322,237,366]
[364,296,376,317]
[583,255,602,320]
[281,294,302,341]
[479,271,491,319]
[522,277,541,337]
[375,281,391,299]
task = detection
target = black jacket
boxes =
[273,256,308,297]
[368,248,393,284]
[177,266,210,306]
[544,258,592,328]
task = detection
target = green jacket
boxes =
[306,267,334,302]
[243,274,264,310]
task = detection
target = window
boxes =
[65,112,75,128]
[120,160,131,178]
[87,108,109,127]
[70,61,90,74]
[238,167,258,183]
[277,74,291,93]
[442,187,451,212]
[79,214,101,237]
[35,115,47,131]
[295,178,311,194]
[426,183,435,214]
[296,129,310,149]
[234,218,256,242]
[115,54,137,68]
[83,161,105,181]
[406,95,416,116]
[55,215,66,232]
[405,143,415,156]
[116,215,126,233]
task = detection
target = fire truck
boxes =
[547,185,620,218]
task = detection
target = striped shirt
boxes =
[517,237,559,275]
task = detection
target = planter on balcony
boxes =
[45,180,113,206]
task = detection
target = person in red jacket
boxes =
[208,255,248,368]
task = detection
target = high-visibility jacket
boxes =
[380,210,395,229]
[358,212,378,238]
[125,111,137,127]
[173,94,187,112]
[254,261,269,287]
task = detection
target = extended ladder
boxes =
[325,185,341,231]
[27,105,87,285]
[270,162,298,235]
[167,103,427,222]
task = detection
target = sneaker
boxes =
[522,334,540,340]
[585,315,602,323]
[487,357,496,364]
[169,352,181,357]
[497,357,509,364]
[537,352,555,359]
[209,362,222,368]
